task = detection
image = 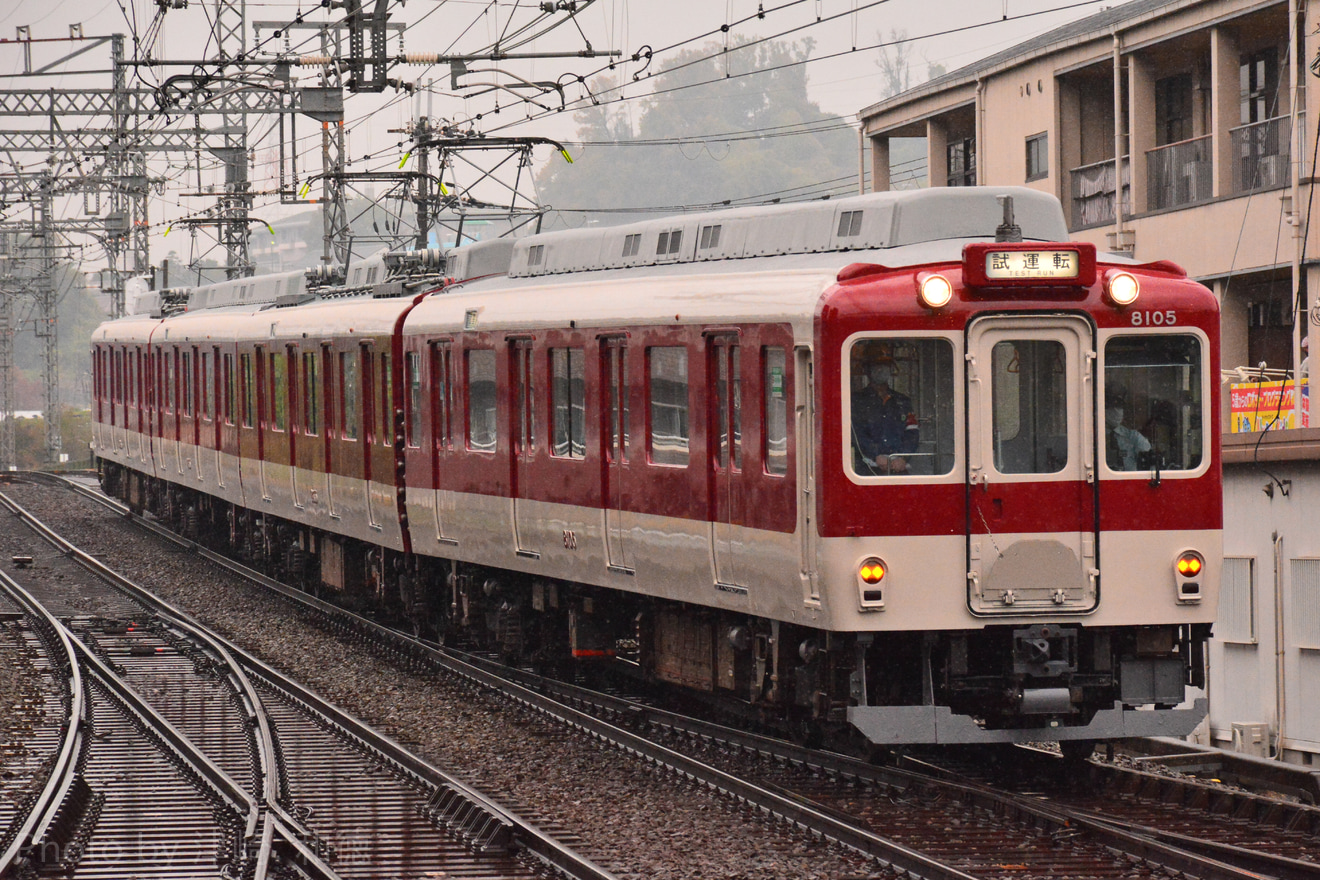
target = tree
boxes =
[535,38,859,224]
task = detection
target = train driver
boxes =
[1104,391,1151,471]
[851,347,919,474]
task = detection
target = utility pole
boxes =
[0,232,15,470]
[33,174,61,466]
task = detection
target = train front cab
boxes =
[821,241,1221,745]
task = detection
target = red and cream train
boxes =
[90,186,1221,747]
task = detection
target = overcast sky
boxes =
[0,0,1123,269]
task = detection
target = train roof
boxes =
[483,186,1069,281]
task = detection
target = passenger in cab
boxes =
[852,347,919,474]
[1105,392,1151,471]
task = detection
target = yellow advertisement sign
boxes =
[1229,380,1310,432]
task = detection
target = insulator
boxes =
[298,55,332,66]
[404,52,440,64]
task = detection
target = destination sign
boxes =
[983,249,1080,280]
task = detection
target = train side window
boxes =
[430,343,452,449]
[550,347,586,459]
[406,352,422,448]
[513,342,535,455]
[467,349,497,452]
[380,352,392,447]
[648,346,689,466]
[1102,334,1203,472]
[763,347,788,476]
[240,353,255,428]
[303,351,320,436]
[223,354,235,425]
[166,349,176,414]
[183,350,193,416]
[320,346,335,438]
[340,351,359,440]
[199,350,209,419]
[849,338,955,477]
[270,352,286,431]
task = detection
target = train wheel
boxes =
[1060,739,1097,763]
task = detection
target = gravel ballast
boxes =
[3,481,885,880]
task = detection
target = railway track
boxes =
[14,472,1320,879]
[0,478,611,880]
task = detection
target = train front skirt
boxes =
[848,698,1208,745]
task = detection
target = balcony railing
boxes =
[1232,115,1293,193]
[1070,156,1130,228]
[1147,135,1212,211]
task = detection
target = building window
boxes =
[1025,133,1048,181]
[1241,48,1278,124]
[947,137,976,187]
[1219,557,1256,644]
[1155,74,1194,145]
[1290,558,1320,649]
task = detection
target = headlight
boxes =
[918,273,953,309]
[1105,270,1140,306]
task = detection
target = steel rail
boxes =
[0,487,346,879]
[9,476,618,880]
[40,476,983,880]
[459,645,1309,880]
[0,572,84,878]
[71,630,257,822]
[44,473,1315,880]
[0,488,302,873]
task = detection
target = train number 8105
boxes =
[1131,309,1177,326]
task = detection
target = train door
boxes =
[794,346,818,603]
[708,335,745,590]
[362,342,382,530]
[509,338,538,558]
[320,343,334,516]
[294,347,323,511]
[429,341,456,544]
[601,337,632,573]
[255,346,271,501]
[965,315,1099,614]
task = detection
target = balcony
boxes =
[1147,135,1212,211]
[1232,115,1293,193]
[1070,156,1130,228]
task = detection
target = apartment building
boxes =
[860,0,1320,761]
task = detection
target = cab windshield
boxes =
[1103,334,1203,472]
[848,338,955,476]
